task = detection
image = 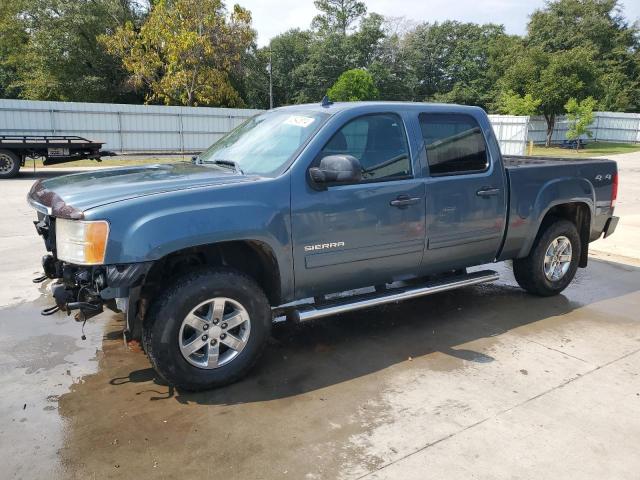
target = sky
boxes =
[238,0,640,46]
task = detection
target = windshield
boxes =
[198,110,329,176]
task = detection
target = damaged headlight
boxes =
[56,218,110,265]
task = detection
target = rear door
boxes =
[291,112,426,298]
[418,112,507,272]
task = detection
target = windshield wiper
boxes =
[209,159,244,175]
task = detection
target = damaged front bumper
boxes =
[37,252,152,338]
[31,205,152,339]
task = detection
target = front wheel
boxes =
[513,219,581,296]
[143,268,272,391]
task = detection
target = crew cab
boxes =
[27,101,619,390]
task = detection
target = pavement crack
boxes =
[526,338,592,365]
[356,346,640,479]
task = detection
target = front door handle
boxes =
[390,195,421,208]
[476,187,500,197]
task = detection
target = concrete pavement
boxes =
[0,156,639,479]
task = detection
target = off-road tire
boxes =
[513,218,581,297]
[143,267,271,391]
[0,149,20,179]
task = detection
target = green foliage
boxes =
[403,21,508,109]
[269,30,314,105]
[498,45,599,145]
[0,0,638,116]
[327,69,378,101]
[1,0,141,103]
[497,92,542,116]
[101,0,255,107]
[0,0,27,98]
[312,0,367,36]
[565,96,597,146]
[527,0,640,112]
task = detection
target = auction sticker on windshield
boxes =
[284,115,316,128]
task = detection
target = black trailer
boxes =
[0,135,106,179]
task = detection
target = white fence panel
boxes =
[529,111,640,144]
[14,100,640,154]
[0,99,262,153]
[488,115,529,155]
[593,112,640,143]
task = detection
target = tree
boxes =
[102,0,255,107]
[268,29,314,106]
[238,45,270,109]
[348,13,385,66]
[294,32,355,102]
[403,21,507,108]
[367,17,416,101]
[497,91,541,116]
[2,0,142,103]
[312,0,366,36]
[498,46,599,146]
[327,68,378,101]
[0,0,27,98]
[565,96,597,149]
[528,0,640,112]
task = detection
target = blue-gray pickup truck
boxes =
[27,101,619,390]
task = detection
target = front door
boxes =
[418,112,507,273]
[291,112,426,298]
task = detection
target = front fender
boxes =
[118,201,288,262]
[517,176,595,258]
[85,177,293,299]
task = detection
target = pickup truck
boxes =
[27,101,619,391]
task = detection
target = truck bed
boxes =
[498,154,617,262]
[0,135,103,149]
[502,155,615,168]
[0,135,105,176]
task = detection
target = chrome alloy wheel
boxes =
[178,297,251,369]
[543,235,572,281]
[0,152,15,174]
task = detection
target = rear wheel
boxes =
[143,267,272,391]
[0,150,20,179]
[513,219,581,296]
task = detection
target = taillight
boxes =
[611,172,618,208]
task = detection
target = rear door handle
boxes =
[390,195,421,208]
[476,187,500,197]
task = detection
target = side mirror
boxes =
[308,155,362,189]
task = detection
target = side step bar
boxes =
[279,269,499,323]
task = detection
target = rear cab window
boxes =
[418,113,489,176]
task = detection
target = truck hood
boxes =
[27,163,255,219]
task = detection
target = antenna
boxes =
[321,95,333,107]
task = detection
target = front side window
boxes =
[419,113,489,176]
[199,110,328,176]
[319,113,411,182]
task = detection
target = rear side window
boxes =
[320,113,411,182]
[419,113,489,176]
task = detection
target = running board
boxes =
[278,269,499,323]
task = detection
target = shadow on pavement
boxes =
[104,258,640,406]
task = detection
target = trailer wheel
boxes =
[0,150,20,179]
[143,267,272,391]
[513,219,581,296]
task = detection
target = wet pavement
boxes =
[1,168,640,479]
[1,260,639,479]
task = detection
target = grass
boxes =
[530,142,640,158]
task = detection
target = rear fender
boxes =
[517,177,595,258]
